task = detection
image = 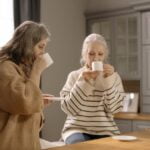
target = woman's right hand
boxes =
[33,55,48,73]
[30,55,48,86]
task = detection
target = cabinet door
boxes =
[142,12,150,44]
[114,14,139,79]
[142,46,150,95]
[115,119,132,133]
[141,96,150,113]
[133,120,150,131]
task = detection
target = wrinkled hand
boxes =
[42,93,54,107]
[103,64,114,78]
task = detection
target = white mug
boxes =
[92,61,103,71]
[42,53,54,67]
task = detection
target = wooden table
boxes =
[45,130,150,150]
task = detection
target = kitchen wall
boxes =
[41,0,141,141]
[41,0,87,141]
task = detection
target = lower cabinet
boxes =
[115,119,132,133]
[133,120,150,131]
[115,119,150,133]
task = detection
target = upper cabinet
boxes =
[87,12,140,80]
[142,12,150,44]
[141,12,150,113]
[115,14,139,80]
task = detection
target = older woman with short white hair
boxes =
[60,33,125,144]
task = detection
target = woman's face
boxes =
[84,41,106,68]
[33,38,48,58]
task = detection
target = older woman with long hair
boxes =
[0,21,53,150]
[60,33,125,144]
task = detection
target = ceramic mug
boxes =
[92,61,103,71]
[42,53,54,67]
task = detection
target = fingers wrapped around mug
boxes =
[103,64,115,78]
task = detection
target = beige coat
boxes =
[0,60,44,150]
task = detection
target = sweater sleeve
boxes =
[60,70,95,116]
[96,72,125,114]
[0,61,43,115]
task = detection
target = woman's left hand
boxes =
[42,93,54,107]
[103,64,115,78]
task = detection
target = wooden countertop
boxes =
[44,130,150,150]
[114,112,150,121]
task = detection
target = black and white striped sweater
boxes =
[60,67,125,141]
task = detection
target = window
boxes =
[0,0,14,47]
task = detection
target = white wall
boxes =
[41,0,87,141]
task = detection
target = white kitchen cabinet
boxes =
[115,119,150,133]
[141,12,150,113]
[87,12,140,80]
[114,14,139,79]
[142,12,150,44]
[133,120,150,131]
[114,113,150,133]
[142,46,150,96]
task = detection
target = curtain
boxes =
[13,0,42,137]
[13,0,40,28]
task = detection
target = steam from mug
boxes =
[42,53,54,68]
[92,61,103,71]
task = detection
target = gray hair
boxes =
[80,33,109,66]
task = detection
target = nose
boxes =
[93,54,100,61]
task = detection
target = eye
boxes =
[89,52,95,56]
[99,52,104,56]
[38,44,45,49]
[38,45,43,49]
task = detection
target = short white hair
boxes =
[80,33,109,66]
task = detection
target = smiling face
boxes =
[83,41,106,69]
[33,38,48,58]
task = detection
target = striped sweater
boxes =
[60,67,125,141]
